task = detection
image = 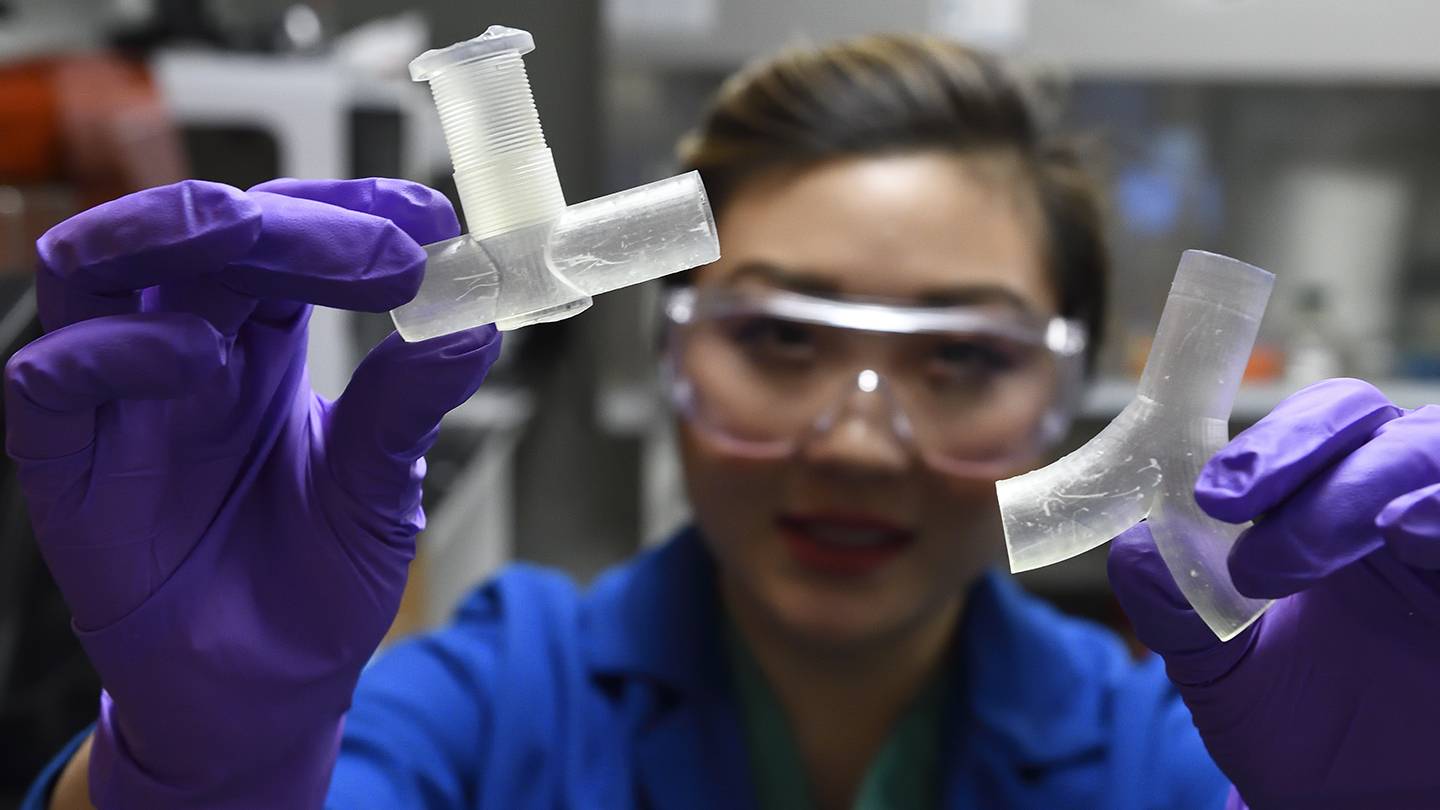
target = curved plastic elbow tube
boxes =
[997,250,1276,641]
[392,171,719,340]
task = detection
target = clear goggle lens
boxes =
[662,286,1087,477]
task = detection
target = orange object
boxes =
[0,53,187,274]
[0,59,65,184]
[1242,343,1285,383]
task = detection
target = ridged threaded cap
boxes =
[409,25,535,82]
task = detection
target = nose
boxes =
[798,370,912,477]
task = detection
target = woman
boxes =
[16,34,1440,810]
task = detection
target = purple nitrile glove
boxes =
[1107,378,1440,809]
[5,178,501,809]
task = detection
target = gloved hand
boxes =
[1108,378,1440,809]
[4,178,501,809]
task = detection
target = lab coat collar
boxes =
[949,570,1112,766]
[583,525,732,696]
[582,526,1111,791]
[583,527,756,809]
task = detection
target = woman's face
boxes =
[678,151,1061,652]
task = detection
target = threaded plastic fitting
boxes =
[410,26,566,239]
[391,26,720,342]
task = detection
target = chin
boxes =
[761,569,936,654]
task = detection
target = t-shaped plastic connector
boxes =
[392,26,720,341]
[997,251,1276,641]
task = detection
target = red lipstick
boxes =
[775,513,915,577]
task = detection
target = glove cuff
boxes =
[89,690,343,810]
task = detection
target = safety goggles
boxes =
[661,285,1088,478]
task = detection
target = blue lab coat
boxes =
[24,527,1228,808]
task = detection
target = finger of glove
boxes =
[37,269,139,335]
[249,177,461,246]
[1196,378,1402,524]
[4,313,227,460]
[160,191,427,332]
[1378,481,1440,570]
[1227,405,1440,597]
[1107,523,1258,685]
[35,180,262,331]
[325,326,501,513]
[135,181,446,334]
[195,178,455,332]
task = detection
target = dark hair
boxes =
[674,34,1108,367]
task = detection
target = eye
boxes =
[727,317,819,364]
[928,339,1021,383]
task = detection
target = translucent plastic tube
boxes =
[392,171,718,339]
[996,250,1276,641]
[390,26,721,341]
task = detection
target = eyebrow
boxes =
[722,260,1042,315]
[726,261,840,295]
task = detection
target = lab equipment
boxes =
[1264,162,1410,378]
[661,285,1088,477]
[997,250,1274,640]
[1283,284,1344,386]
[1109,380,1440,806]
[390,26,720,340]
[8,178,497,809]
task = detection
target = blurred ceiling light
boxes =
[931,0,1029,51]
[282,3,322,51]
[109,0,153,26]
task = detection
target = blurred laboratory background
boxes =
[3,0,1440,801]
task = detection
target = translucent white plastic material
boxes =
[390,26,721,341]
[394,171,718,337]
[997,250,1276,641]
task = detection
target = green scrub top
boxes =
[724,617,948,810]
